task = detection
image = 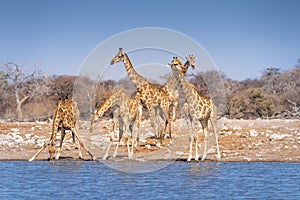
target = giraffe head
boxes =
[48,143,55,161]
[181,55,196,75]
[89,111,103,133]
[168,57,185,72]
[185,55,196,69]
[110,48,125,65]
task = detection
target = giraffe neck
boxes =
[123,53,149,88]
[172,69,193,99]
[181,60,191,76]
[96,89,124,116]
[164,60,191,91]
[163,75,178,92]
[52,102,61,135]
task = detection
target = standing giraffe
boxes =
[168,57,221,161]
[29,99,96,161]
[90,88,139,160]
[161,55,196,121]
[110,48,171,144]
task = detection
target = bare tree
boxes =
[1,62,50,119]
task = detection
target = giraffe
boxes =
[90,88,139,160]
[161,55,196,121]
[110,48,172,144]
[168,57,221,161]
[29,99,97,161]
[134,83,171,144]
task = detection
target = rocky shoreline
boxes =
[0,118,299,162]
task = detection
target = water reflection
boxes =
[50,160,84,172]
[0,162,299,199]
[187,162,221,176]
[103,160,172,173]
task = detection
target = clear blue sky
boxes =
[1,0,299,80]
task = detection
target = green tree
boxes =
[229,88,274,119]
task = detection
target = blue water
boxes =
[0,161,299,199]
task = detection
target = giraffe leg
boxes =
[171,100,178,122]
[126,136,131,160]
[130,137,136,160]
[28,139,52,161]
[124,135,133,160]
[148,107,158,139]
[130,113,140,159]
[162,104,172,144]
[103,141,112,160]
[124,114,134,160]
[194,121,200,161]
[55,129,65,160]
[72,132,82,159]
[131,120,138,148]
[113,143,119,158]
[154,108,164,144]
[188,134,194,162]
[136,104,142,148]
[200,120,209,161]
[72,129,97,161]
[187,118,194,162]
[210,118,221,160]
[113,118,124,158]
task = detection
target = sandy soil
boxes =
[0,118,299,162]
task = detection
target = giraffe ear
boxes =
[167,63,171,66]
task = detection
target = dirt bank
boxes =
[0,118,299,162]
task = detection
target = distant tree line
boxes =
[0,60,299,120]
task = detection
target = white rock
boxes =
[226,131,233,136]
[269,133,285,141]
[25,139,36,146]
[175,151,184,156]
[233,125,242,131]
[14,135,24,144]
[249,129,259,137]
[147,132,156,138]
[10,128,20,132]
[7,142,14,148]
[222,126,229,131]
[0,134,12,141]
[90,135,102,142]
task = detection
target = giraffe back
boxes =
[54,99,79,130]
[135,84,169,108]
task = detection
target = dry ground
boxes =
[0,118,299,162]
